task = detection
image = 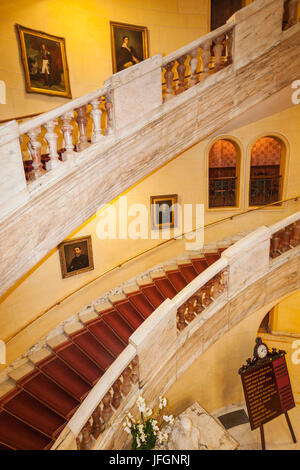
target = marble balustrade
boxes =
[19,86,113,181]
[162,24,234,101]
[270,210,300,258]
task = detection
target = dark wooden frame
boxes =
[150,194,178,230]
[16,24,72,98]
[58,236,94,279]
[110,21,149,74]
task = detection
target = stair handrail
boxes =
[161,21,234,66]
[18,84,111,136]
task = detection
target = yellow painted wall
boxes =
[0,0,209,121]
[1,103,300,370]
[270,290,300,335]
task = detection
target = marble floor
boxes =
[212,402,300,450]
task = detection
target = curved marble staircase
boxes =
[0,242,233,450]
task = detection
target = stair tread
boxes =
[0,388,66,438]
[140,283,165,308]
[153,276,178,298]
[191,257,209,274]
[37,354,91,401]
[178,263,198,282]
[0,410,53,450]
[100,307,134,343]
[18,371,79,419]
[54,341,104,386]
[86,318,126,357]
[126,290,155,318]
[113,299,145,329]
[70,329,115,370]
[165,269,188,291]
[204,252,220,265]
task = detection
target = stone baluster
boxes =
[26,127,45,179]
[186,297,196,323]
[104,91,114,135]
[102,391,113,424]
[226,30,233,65]
[90,98,103,143]
[112,378,122,410]
[23,159,34,181]
[217,271,226,294]
[189,48,200,87]
[210,279,217,301]
[291,220,300,247]
[164,61,175,101]
[177,305,187,331]
[202,289,211,308]
[280,227,292,252]
[92,406,104,439]
[76,105,89,151]
[193,292,204,315]
[213,35,225,71]
[284,0,299,29]
[200,40,212,78]
[176,55,187,94]
[80,422,93,450]
[122,367,132,396]
[61,112,75,160]
[131,357,139,384]
[270,233,281,258]
[44,120,60,170]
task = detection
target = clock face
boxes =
[257,344,268,359]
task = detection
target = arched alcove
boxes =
[208,138,241,208]
[249,136,286,206]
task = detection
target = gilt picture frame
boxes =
[110,21,149,74]
[58,236,94,279]
[16,24,72,98]
[151,194,178,230]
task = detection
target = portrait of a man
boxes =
[58,236,94,278]
[110,22,149,73]
[16,24,72,98]
[151,194,178,230]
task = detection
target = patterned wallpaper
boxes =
[251,137,281,166]
[209,140,237,168]
[209,137,282,168]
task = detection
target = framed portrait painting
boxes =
[110,21,149,73]
[151,194,178,230]
[16,24,72,98]
[58,236,94,279]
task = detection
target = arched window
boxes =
[208,139,239,208]
[249,137,284,206]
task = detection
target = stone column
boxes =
[44,119,60,170]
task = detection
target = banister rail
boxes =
[161,22,234,66]
[18,84,110,135]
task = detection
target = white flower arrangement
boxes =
[122,395,174,450]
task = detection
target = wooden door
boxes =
[211,0,243,30]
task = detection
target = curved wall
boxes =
[1,105,300,372]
